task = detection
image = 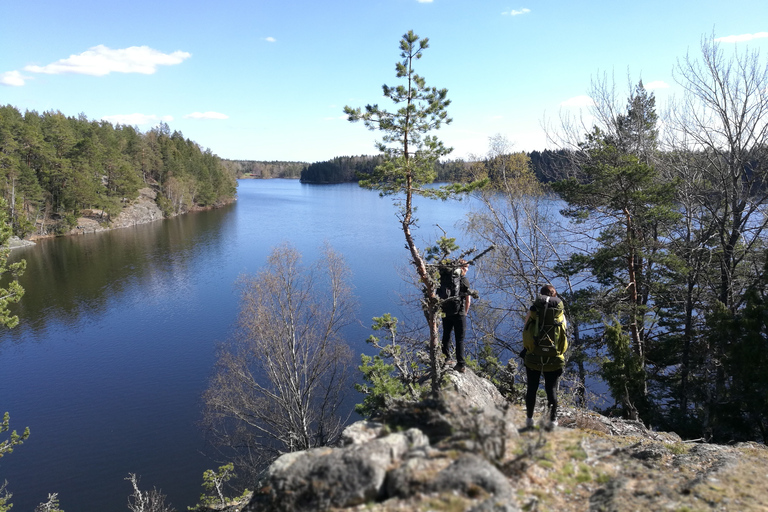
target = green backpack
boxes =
[524,295,566,370]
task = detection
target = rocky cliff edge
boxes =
[216,367,768,512]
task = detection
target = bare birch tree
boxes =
[202,243,355,477]
[463,135,595,403]
[125,474,175,512]
[668,33,768,310]
[663,33,768,438]
[464,136,572,339]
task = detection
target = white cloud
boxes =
[101,113,174,126]
[560,95,594,107]
[24,45,191,76]
[715,32,768,43]
[644,80,670,90]
[265,37,276,43]
[184,111,229,120]
[417,0,434,3]
[0,70,28,86]
[503,8,530,16]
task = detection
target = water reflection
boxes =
[4,203,235,337]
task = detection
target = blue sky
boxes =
[2,0,767,163]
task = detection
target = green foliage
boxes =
[0,412,29,459]
[188,463,248,510]
[344,31,484,202]
[0,482,11,512]
[300,155,471,184]
[601,321,648,419]
[344,31,450,192]
[355,354,410,417]
[155,193,175,218]
[0,106,237,236]
[472,151,540,194]
[355,314,427,417]
[0,199,24,329]
[425,236,461,264]
[528,149,575,183]
[702,267,768,442]
[0,413,30,512]
[0,199,26,512]
[471,341,520,401]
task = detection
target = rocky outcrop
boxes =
[244,368,521,512]
[108,187,164,228]
[68,187,164,236]
[233,367,768,512]
[6,236,36,249]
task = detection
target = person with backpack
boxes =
[439,260,471,373]
[522,284,568,429]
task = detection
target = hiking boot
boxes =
[453,364,466,373]
[545,420,558,431]
[525,417,534,429]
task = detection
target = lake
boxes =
[0,179,478,512]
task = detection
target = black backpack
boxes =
[437,267,462,311]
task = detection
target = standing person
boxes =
[440,260,471,373]
[522,284,568,429]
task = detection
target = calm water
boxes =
[0,179,476,512]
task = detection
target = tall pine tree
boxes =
[345,31,485,392]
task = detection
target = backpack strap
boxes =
[534,296,550,343]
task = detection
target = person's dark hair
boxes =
[540,284,557,297]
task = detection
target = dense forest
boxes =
[300,155,383,183]
[0,105,238,238]
[226,159,306,180]
[298,151,571,184]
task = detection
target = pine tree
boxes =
[344,31,485,392]
[552,84,679,420]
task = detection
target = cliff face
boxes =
[110,187,164,229]
[229,368,768,512]
[68,187,164,236]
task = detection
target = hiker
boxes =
[440,260,471,373]
[522,284,568,429]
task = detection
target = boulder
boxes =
[243,368,522,511]
[245,429,429,512]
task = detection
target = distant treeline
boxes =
[298,150,575,184]
[0,105,238,237]
[226,160,307,180]
[300,155,383,183]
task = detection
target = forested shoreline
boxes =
[297,150,573,184]
[0,105,238,239]
[225,159,306,180]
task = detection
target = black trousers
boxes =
[441,314,466,366]
[525,366,563,421]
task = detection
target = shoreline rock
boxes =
[20,187,235,247]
